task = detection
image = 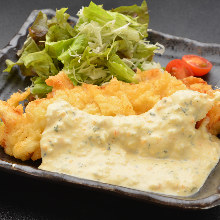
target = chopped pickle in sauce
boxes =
[39,90,220,197]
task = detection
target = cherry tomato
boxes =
[165,59,194,79]
[182,55,212,76]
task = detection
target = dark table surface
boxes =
[0,0,220,219]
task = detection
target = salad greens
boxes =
[4,1,162,97]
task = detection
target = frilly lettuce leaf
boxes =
[46,25,72,42]
[28,11,48,46]
[18,37,40,57]
[4,37,40,75]
[133,41,158,59]
[107,54,136,83]
[31,77,52,97]
[58,34,88,66]
[4,59,19,73]
[111,0,149,24]
[22,50,58,79]
[45,38,75,58]
[55,8,77,37]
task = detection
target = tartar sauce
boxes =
[39,90,220,196]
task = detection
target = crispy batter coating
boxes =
[46,71,74,91]
[0,69,219,161]
[46,70,186,115]
[182,76,220,135]
[182,76,216,96]
[206,102,220,135]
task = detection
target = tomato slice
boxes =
[182,55,212,76]
[165,59,194,79]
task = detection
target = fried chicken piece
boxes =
[46,71,74,92]
[0,69,188,161]
[182,76,215,96]
[206,102,220,135]
[7,89,30,107]
[182,76,220,135]
[44,71,220,137]
[1,69,219,161]
[47,70,187,114]
[0,95,49,160]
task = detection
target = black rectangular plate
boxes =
[0,9,220,210]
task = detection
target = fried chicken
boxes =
[0,69,188,160]
[46,70,186,115]
[0,69,219,161]
[182,76,220,135]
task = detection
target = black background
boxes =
[0,0,220,219]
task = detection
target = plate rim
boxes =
[0,9,220,210]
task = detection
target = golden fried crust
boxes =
[206,102,220,135]
[31,147,41,161]
[46,71,74,91]
[0,69,218,161]
[7,89,30,107]
[182,76,220,135]
[0,100,24,156]
[181,76,216,96]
